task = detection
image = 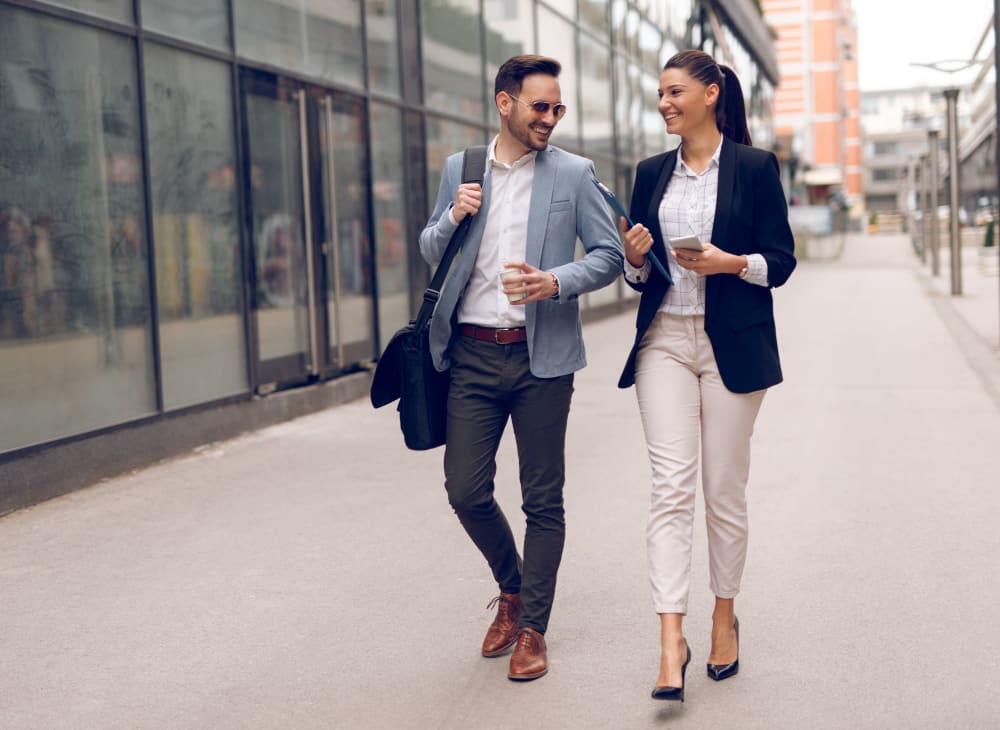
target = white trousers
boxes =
[635,313,766,614]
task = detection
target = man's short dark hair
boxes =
[494,55,561,99]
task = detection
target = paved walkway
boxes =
[2,234,999,729]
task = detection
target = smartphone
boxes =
[669,235,705,252]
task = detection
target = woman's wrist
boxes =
[626,253,647,268]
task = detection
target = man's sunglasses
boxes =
[508,94,567,120]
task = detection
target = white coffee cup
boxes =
[498,266,524,302]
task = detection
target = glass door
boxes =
[241,71,375,392]
[317,94,376,372]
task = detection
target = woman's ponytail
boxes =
[718,65,751,146]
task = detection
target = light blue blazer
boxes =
[419,145,623,379]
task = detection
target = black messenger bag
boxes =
[370,145,488,450]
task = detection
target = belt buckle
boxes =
[494,328,507,344]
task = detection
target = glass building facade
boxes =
[0,0,777,477]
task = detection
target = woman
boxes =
[617,50,796,702]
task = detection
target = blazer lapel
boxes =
[706,139,736,323]
[525,148,556,267]
[712,138,736,249]
[647,149,677,278]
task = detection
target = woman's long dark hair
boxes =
[663,50,751,146]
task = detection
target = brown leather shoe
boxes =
[481,593,521,657]
[507,628,547,680]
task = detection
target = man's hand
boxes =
[452,183,482,222]
[500,261,559,304]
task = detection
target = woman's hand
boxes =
[669,243,746,277]
[620,217,653,268]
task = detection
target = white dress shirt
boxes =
[455,138,534,328]
[624,139,768,315]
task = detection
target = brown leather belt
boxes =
[459,324,527,344]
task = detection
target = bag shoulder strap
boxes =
[414,144,488,330]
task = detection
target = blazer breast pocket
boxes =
[548,200,573,214]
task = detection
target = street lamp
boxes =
[943,88,962,295]
[994,2,1000,344]
[910,60,974,295]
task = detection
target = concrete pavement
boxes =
[2,234,999,728]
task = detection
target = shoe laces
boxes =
[515,628,539,651]
[486,593,516,612]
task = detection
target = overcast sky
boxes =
[853,0,993,91]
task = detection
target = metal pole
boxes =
[920,154,931,264]
[944,88,962,295]
[993,0,1000,344]
[928,129,941,276]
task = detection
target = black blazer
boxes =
[618,139,796,394]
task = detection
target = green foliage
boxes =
[985,219,996,248]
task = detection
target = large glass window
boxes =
[142,0,230,50]
[611,0,628,50]
[641,70,666,157]
[144,44,247,410]
[613,54,631,161]
[425,117,487,216]
[234,0,364,88]
[485,0,535,101]
[369,103,409,344]
[421,0,484,122]
[366,0,401,96]
[537,5,580,151]
[35,0,131,23]
[540,0,574,21]
[579,33,614,159]
[579,0,608,38]
[639,20,661,72]
[0,6,154,452]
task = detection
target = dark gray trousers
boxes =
[444,335,574,634]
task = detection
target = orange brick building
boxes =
[762,0,862,207]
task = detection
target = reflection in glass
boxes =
[537,5,580,151]
[611,0,628,50]
[613,54,632,161]
[579,0,609,37]
[421,0,484,121]
[244,89,310,363]
[34,0,131,22]
[142,0,230,50]
[580,33,614,158]
[366,0,401,96]
[368,103,410,345]
[319,95,374,363]
[145,45,247,409]
[0,6,154,452]
[641,70,667,157]
[485,0,535,104]
[639,21,661,72]
[425,117,487,218]
[234,0,363,88]
[542,0,574,21]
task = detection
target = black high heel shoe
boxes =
[706,616,739,681]
[651,640,691,702]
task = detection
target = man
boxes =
[419,55,623,681]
